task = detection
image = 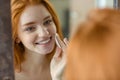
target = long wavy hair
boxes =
[11,0,63,72]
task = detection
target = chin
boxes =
[47,45,55,54]
[38,44,55,55]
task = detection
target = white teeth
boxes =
[37,39,50,44]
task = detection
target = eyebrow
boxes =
[23,15,52,26]
[43,15,52,21]
[23,22,36,26]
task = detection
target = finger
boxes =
[53,47,62,58]
[63,38,69,46]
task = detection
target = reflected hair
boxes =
[11,0,63,72]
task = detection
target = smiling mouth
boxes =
[35,37,52,45]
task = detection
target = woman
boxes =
[11,0,67,80]
[65,8,120,80]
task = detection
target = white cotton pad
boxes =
[55,33,62,48]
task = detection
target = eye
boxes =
[43,18,53,26]
[24,26,36,32]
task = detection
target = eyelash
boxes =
[43,19,53,26]
[24,18,53,32]
[24,26,36,32]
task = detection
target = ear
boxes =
[15,37,21,43]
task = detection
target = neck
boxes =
[21,50,51,73]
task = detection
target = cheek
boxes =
[53,24,57,33]
[20,36,28,44]
[50,25,57,34]
[17,27,35,45]
[19,34,34,45]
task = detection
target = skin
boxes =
[50,33,68,80]
[15,5,56,80]
[18,5,56,55]
[15,4,68,80]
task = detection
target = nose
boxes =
[37,27,49,37]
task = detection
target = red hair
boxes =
[65,8,120,80]
[11,0,63,71]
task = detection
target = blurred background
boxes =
[50,0,119,38]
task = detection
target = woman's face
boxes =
[18,5,57,55]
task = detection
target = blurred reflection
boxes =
[50,0,115,37]
[50,0,70,38]
[65,8,120,80]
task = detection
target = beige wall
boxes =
[69,0,95,36]
[69,0,114,36]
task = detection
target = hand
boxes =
[50,33,68,80]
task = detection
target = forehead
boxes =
[19,4,51,26]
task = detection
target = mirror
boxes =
[0,0,120,79]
